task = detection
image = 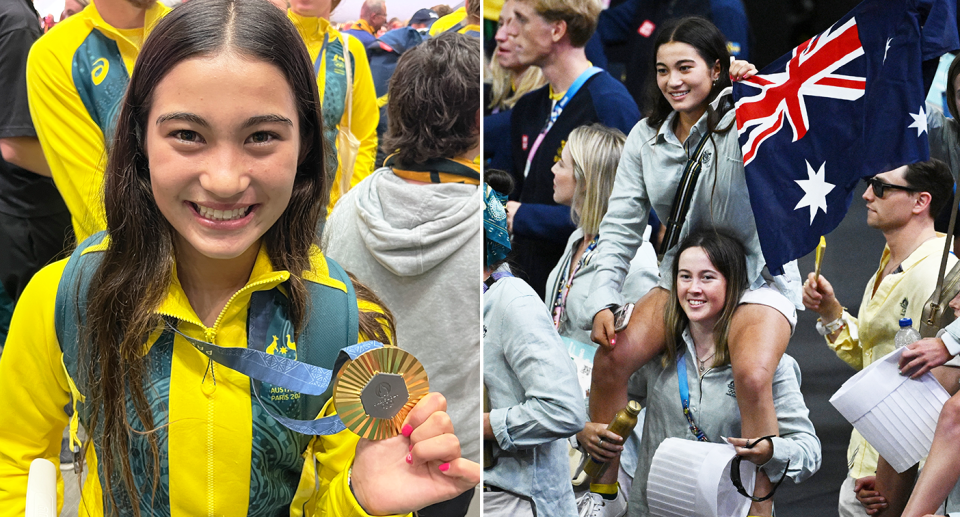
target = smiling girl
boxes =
[627,228,820,515]
[0,0,478,515]
[582,17,803,515]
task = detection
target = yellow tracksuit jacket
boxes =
[0,240,407,517]
[288,11,379,214]
[25,2,169,242]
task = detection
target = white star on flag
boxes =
[908,106,927,136]
[884,37,892,62]
[795,160,835,224]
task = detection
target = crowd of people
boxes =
[4,0,960,513]
[482,0,960,516]
[0,0,483,514]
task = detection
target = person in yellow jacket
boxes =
[288,0,379,215]
[429,0,479,38]
[25,0,170,243]
[0,1,480,515]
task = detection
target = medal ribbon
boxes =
[551,235,599,329]
[521,66,602,178]
[164,319,383,435]
[676,353,710,442]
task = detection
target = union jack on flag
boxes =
[733,0,958,274]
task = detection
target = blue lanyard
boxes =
[676,352,710,442]
[522,66,602,178]
[166,320,382,435]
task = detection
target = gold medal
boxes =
[334,347,429,440]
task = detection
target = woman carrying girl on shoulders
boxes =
[583,17,803,514]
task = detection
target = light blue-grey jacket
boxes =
[544,228,660,345]
[583,89,803,319]
[626,329,822,516]
[484,273,586,517]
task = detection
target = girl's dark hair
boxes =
[947,53,960,122]
[81,0,392,512]
[644,16,732,130]
[484,168,515,198]
[662,228,748,367]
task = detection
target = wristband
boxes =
[816,312,846,336]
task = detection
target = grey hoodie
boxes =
[322,168,483,461]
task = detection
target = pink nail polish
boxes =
[401,424,413,437]
[405,453,412,464]
[438,462,450,472]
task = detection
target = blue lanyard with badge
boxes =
[676,353,710,442]
[522,66,602,178]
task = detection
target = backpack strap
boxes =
[54,236,368,436]
[299,255,359,407]
[54,230,109,461]
[658,134,711,262]
[55,231,109,382]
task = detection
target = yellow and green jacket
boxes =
[0,239,406,517]
[428,8,480,38]
[288,12,379,215]
[25,2,169,242]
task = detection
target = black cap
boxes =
[408,8,439,27]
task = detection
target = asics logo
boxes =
[91,58,109,85]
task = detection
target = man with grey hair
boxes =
[345,0,386,46]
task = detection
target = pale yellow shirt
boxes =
[828,235,955,478]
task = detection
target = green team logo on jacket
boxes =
[72,30,129,145]
[315,35,354,181]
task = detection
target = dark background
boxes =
[744,0,960,70]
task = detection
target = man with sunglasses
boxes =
[801,159,955,517]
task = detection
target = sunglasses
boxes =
[863,177,920,198]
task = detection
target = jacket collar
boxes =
[156,243,343,325]
[879,233,947,276]
[287,10,334,43]
[82,1,169,52]
[353,18,376,35]
[655,87,733,146]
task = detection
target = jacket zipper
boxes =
[155,275,284,517]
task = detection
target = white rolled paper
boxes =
[26,458,57,517]
[829,347,950,473]
[647,438,754,517]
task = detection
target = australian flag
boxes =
[733,0,958,274]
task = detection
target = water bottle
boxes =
[583,400,642,479]
[894,318,922,348]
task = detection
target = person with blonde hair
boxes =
[544,123,658,516]
[0,0,479,513]
[486,50,546,114]
[546,124,657,346]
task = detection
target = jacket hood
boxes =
[354,168,482,276]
